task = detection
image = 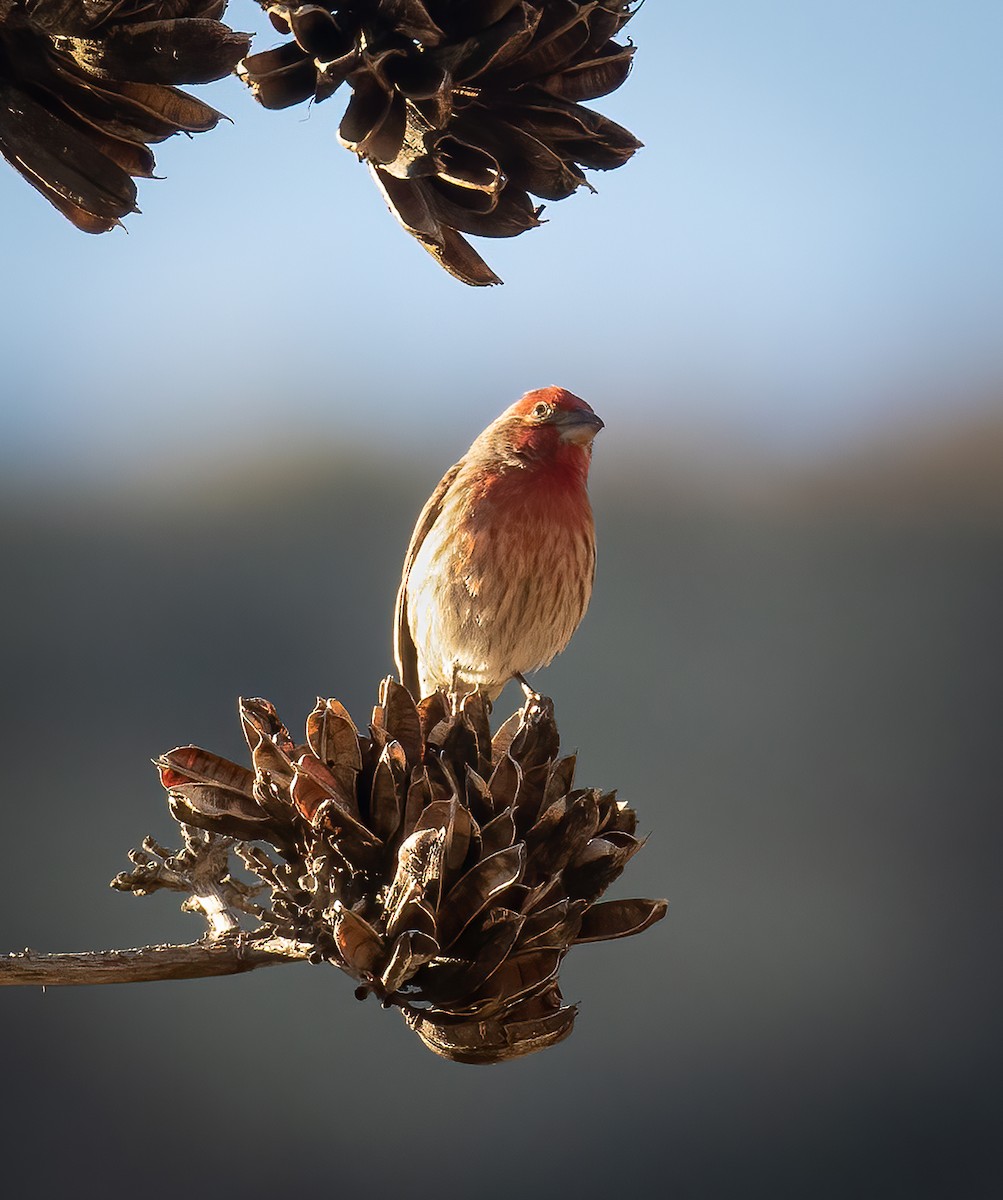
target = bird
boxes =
[394,386,604,705]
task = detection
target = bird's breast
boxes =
[407,464,596,692]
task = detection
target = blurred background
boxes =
[1,2,1001,1196]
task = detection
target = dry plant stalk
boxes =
[0,0,249,230]
[1,679,666,1064]
[0,2,643,283]
[240,0,643,284]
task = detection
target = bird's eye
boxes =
[532,402,553,421]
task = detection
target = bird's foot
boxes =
[446,688,493,718]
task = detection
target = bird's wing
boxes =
[394,460,463,700]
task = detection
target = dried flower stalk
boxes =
[1,682,665,1064]
[1,2,643,282]
[239,0,643,283]
[0,0,249,230]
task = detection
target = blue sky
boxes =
[3,2,1002,479]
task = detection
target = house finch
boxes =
[394,386,603,703]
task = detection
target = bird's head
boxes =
[500,387,604,464]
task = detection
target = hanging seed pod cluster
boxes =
[239,0,643,284]
[150,679,666,1063]
[0,0,248,231]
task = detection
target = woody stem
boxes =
[0,934,313,987]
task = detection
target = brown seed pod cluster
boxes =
[0,0,248,231]
[239,0,643,284]
[154,679,666,1063]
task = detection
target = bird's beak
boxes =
[556,409,605,446]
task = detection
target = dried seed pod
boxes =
[237,0,643,283]
[0,0,248,230]
[153,680,666,1063]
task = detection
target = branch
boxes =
[0,935,313,988]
